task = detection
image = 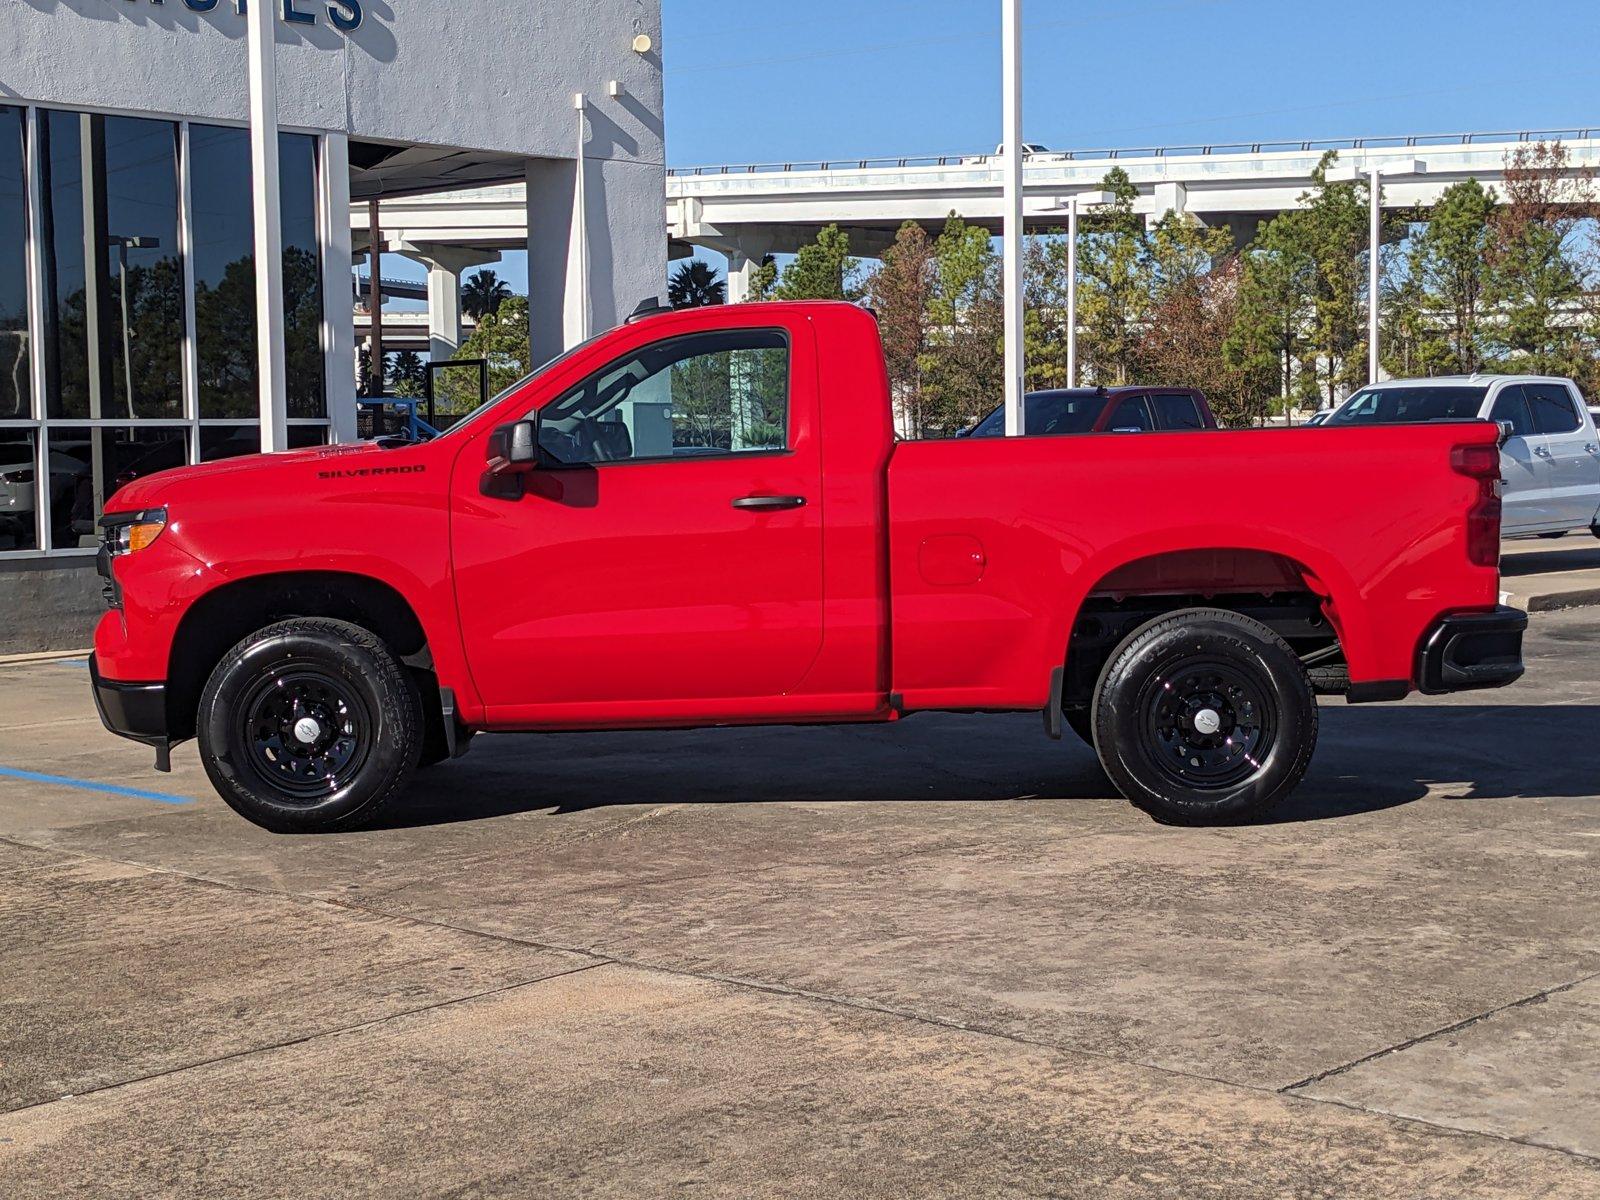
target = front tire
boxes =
[1090,609,1317,825]
[196,618,421,833]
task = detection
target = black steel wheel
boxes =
[238,669,372,799]
[1089,608,1317,825]
[197,618,421,833]
[1139,659,1276,792]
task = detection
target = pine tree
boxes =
[1406,178,1496,373]
[866,222,936,435]
[1486,142,1593,377]
[1076,167,1148,385]
[772,224,861,301]
[1224,209,1317,411]
[920,214,1002,434]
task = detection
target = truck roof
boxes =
[1363,374,1577,388]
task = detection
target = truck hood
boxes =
[104,441,395,513]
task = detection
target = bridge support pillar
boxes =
[721,233,776,303]
[1149,181,1188,229]
[395,242,502,362]
[726,249,763,304]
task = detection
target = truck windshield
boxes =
[968,391,1108,437]
[1328,386,1487,425]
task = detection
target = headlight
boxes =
[100,508,168,556]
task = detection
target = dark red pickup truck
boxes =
[90,301,1524,832]
[964,386,1218,437]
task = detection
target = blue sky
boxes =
[663,0,1600,164]
[389,0,1600,307]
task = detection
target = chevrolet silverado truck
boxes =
[90,301,1526,832]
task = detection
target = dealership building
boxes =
[0,0,666,649]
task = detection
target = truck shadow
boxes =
[374,702,1600,830]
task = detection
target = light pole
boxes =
[246,0,288,453]
[1042,191,1112,388]
[108,235,158,420]
[1330,159,1426,384]
[1001,0,1024,436]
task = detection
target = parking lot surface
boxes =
[2,610,1598,1198]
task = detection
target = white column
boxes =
[1066,200,1080,389]
[573,93,590,341]
[320,133,357,444]
[525,157,584,365]
[1001,0,1025,436]
[24,107,50,548]
[247,0,287,453]
[1368,167,1381,384]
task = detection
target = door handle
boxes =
[731,494,807,511]
[1534,446,1553,458]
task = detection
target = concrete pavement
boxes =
[1,613,1598,1197]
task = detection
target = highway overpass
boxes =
[356,125,1600,342]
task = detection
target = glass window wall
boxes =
[1,107,330,556]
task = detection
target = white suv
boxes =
[1328,375,1600,539]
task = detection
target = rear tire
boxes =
[1090,609,1317,825]
[1539,530,1568,539]
[196,618,421,833]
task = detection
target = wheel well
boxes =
[166,572,438,743]
[1062,550,1346,709]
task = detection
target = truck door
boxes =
[1525,382,1600,530]
[1489,386,1546,533]
[451,321,825,719]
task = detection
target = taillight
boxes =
[1451,441,1502,568]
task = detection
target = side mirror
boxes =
[1496,420,1517,447]
[486,418,539,475]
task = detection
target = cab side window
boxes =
[1525,384,1581,435]
[531,329,789,465]
[1109,396,1153,432]
[1490,387,1534,438]
[1151,393,1205,430]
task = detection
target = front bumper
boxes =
[1417,605,1527,695]
[89,653,173,770]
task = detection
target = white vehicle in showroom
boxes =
[1327,375,1600,539]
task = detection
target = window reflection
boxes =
[200,424,326,462]
[0,107,28,420]
[46,426,188,549]
[191,126,324,419]
[0,428,41,550]
[39,112,183,420]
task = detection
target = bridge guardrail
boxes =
[666,126,1600,178]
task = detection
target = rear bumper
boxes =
[1417,605,1527,695]
[89,653,172,766]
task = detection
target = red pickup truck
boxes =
[90,301,1525,832]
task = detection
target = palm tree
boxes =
[668,260,726,308]
[461,269,512,320]
[389,349,427,397]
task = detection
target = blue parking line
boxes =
[0,764,194,805]
[55,659,89,669]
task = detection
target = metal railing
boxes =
[667,126,1600,178]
